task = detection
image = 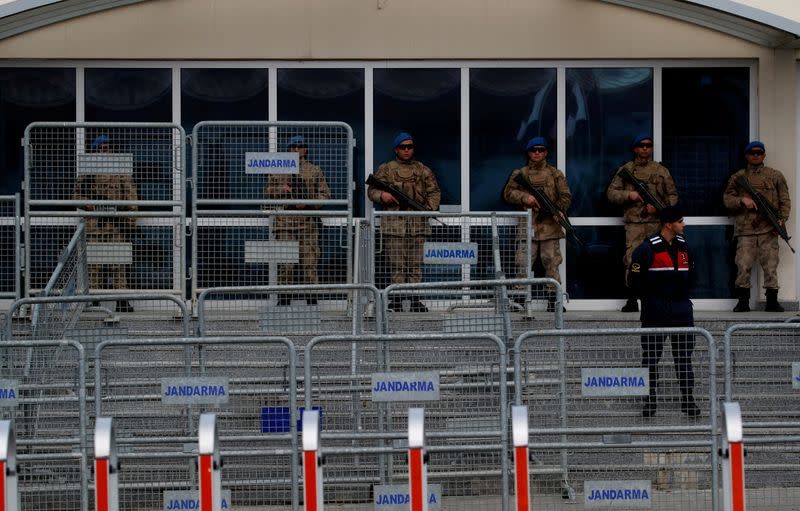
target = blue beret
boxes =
[393,132,413,147]
[631,133,653,148]
[92,134,110,148]
[526,137,548,150]
[659,204,684,224]
[744,140,765,153]
[287,135,306,148]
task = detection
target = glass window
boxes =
[0,68,76,194]
[373,68,460,206]
[278,68,365,214]
[662,67,749,217]
[470,68,557,212]
[566,68,653,217]
[85,68,171,121]
[566,226,628,300]
[182,68,268,132]
[689,225,735,298]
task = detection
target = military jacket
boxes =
[72,174,138,233]
[502,161,572,241]
[265,159,331,231]
[607,160,678,223]
[723,164,791,237]
[367,159,441,236]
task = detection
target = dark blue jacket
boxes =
[629,233,694,327]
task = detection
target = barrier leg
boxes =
[198,413,222,511]
[721,402,746,511]
[94,417,119,511]
[512,406,530,511]
[408,408,428,511]
[302,409,324,510]
[0,421,19,511]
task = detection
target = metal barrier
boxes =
[407,407,429,511]
[304,333,508,510]
[0,420,19,511]
[94,417,119,511]
[0,340,87,511]
[383,277,564,344]
[721,402,745,511]
[191,121,355,301]
[513,327,718,511]
[511,406,530,511]
[24,122,187,299]
[302,409,323,511]
[198,413,223,511]
[196,284,384,341]
[0,194,21,302]
[94,336,298,511]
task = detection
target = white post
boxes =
[407,408,428,511]
[721,402,746,511]
[0,421,19,511]
[198,413,222,511]
[302,409,324,511]
[94,417,119,511]
[512,406,530,511]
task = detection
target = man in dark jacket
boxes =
[629,204,699,419]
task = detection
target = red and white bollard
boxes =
[0,421,19,511]
[302,409,324,511]
[721,402,746,511]
[512,406,530,511]
[407,408,428,511]
[94,417,119,511]
[198,413,222,511]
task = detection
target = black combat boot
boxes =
[387,297,403,312]
[681,392,701,418]
[276,295,291,306]
[765,289,784,312]
[732,287,750,312]
[642,394,657,418]
[621,297,639,313]
[116,300,134,313]
[409,298,428,313]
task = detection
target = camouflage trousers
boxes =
[516,239,562,284]
[276,227,320,285]
[87,231,129,290]
[734,233,780,289]
[624,222,660,286]
[385,235,425,284]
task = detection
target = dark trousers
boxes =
[641,333,695,399]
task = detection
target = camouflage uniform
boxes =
[502,160,572,283]
[265,159,331,285]
[367,158,441,284]
[606,160,678,284]
[723,164,791,289]
[72,174,138,290]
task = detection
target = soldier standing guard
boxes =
[73,134,138,313]
[607,134,678,312]
[265,135,331,306]
[367,132,441,312]
[502,136,572,312]
[723,141,791,312]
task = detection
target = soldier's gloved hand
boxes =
[525,195,540,210]
[381,192,399,205]
[741,196,758,210]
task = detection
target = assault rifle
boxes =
[616,166,665,213]
[512,173,583,247]
[367,174,431,211]
[735,175,795,253]
[287,174,309,210]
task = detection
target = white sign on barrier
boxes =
[244,240,300,264]
[583,480,652,509]
[244,152,299,174]
[374,484,441,511]
[161,377,230,405]
[77,153,134,176]
[371,372,439,402]
[423,243,478,265]
[87,242,133,265]
[0,380,18,407]
[793,362,800,389]
[163,490,231,510]
[581,368,649,397]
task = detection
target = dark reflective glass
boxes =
[0,68,76,194]
[566,226,628,299]
[374,69,460,206]
[278,69,365,215]
[85,68,171,121]
[688,225,735,298]
[662,68,749,217]
[470,68,557,212]
[566,68,653,217]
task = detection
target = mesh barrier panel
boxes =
[0,195,20,299]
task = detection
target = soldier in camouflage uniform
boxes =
[367,132,441,312]
[723,140,791,313]
[265,135,331,306]
[502,136,571,312]
[607,134,678,312]
[73,134,138,313]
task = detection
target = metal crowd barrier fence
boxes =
[94,336,298,511]
[723,323,800,508]
[196,284,384,342]
[191,121,355,301]
[23,122,186,299]
[0,194,21,302]
[513,327,718,511]
[371,210,531,287]
[383,278,564,344]
[304,333,508,511]
[0,340,87,511]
